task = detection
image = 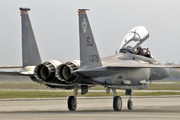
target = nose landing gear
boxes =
[127,99,133,110]
[126,89,133,110]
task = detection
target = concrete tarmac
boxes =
[0,96,180,120]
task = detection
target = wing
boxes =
[74,60,179,78]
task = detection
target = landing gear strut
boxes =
[68,86,78,111]
[112,89,122,111]
[106,88,134,111]
[126,89,133,110]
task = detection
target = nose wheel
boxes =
[127,99,133,110]
[126,89,133,110]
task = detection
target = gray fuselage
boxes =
[92,51,169,86]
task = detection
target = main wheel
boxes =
[127,99,133,110]
[68,96,77,111]
[113,96,122,111]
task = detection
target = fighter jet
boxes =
[0,8,178,111]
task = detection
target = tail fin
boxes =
[78,9,102,70]
[20,7,42,67]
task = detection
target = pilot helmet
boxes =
[137,46,142,50]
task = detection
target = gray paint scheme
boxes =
[0,8,176,88]
[75,9,170,89]
[20,7,42,67]
[79,9,102,70]
[0,7,179,111]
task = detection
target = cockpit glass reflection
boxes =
[120,26,153,58]
[120,26,149,50]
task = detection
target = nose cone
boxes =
[149,68,170,80]
[158,68,170,80]
[164,68,170,78]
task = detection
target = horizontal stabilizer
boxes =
[0,66,22,69]
[0,66,35,76]
[0,71,19,76]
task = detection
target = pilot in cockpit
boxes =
[133,46,149,56]
[120,26,152,58]
[132,47,140,54]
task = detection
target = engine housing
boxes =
[56,60,80,83]
[34,60,67,82]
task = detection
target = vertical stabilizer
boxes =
[78,9,102,70]
[20,7,42,67]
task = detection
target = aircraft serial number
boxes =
[89,55,99,62]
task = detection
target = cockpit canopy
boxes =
[120,26,149,51]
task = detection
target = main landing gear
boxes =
[67,86,134,111]
[112,89,122,111]
[108,88,134,111]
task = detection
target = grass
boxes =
[0,91,180,99]
[0,91,71,99]
[147,82,180,90]
[0,80,180,99]
[0,80,180,90]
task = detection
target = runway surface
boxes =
[0,96,180,120]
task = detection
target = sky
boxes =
[0,0,180,66]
